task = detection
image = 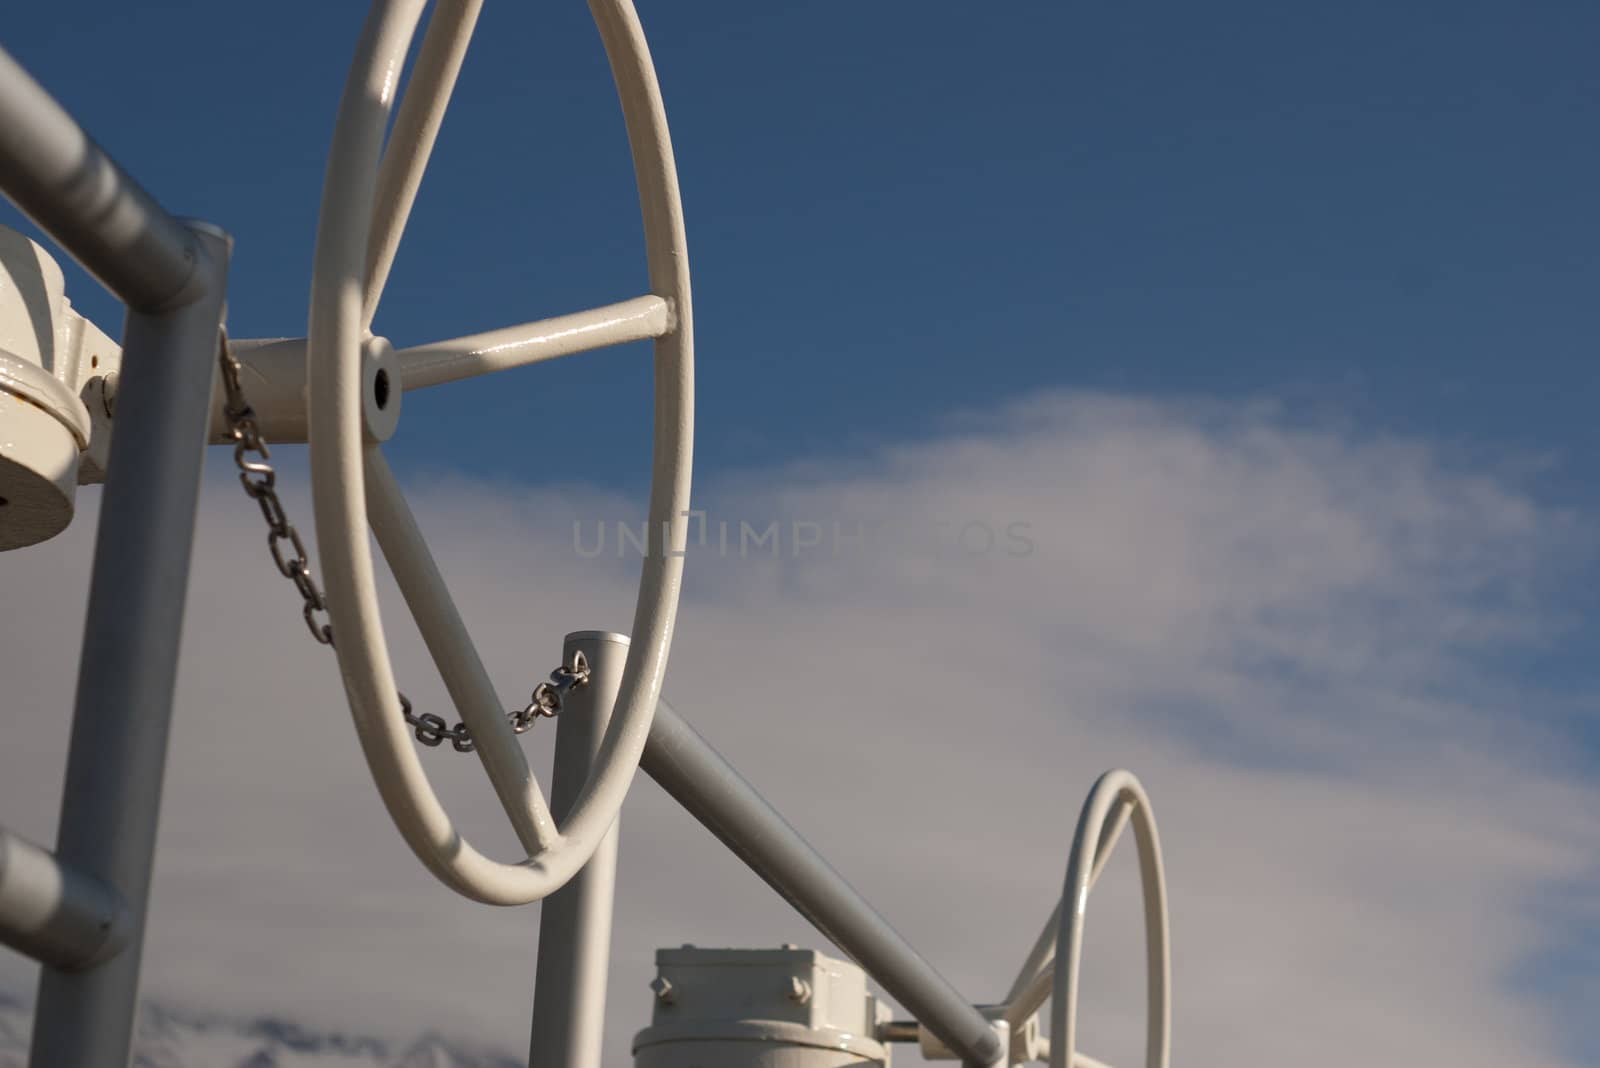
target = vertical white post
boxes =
[28,222,231,1068]
[528,630,627,1068]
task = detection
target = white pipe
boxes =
[528,631,626,1068]
[196,295,673,445]
[0,45,202,310]
[394,294,671,390]
[0,826,128,971]
[639,698,1005,1067]
[29,222,231,1068]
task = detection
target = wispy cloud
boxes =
[0,390,1592,1066]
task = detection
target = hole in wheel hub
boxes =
[360,335,402,443]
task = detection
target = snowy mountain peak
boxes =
[0,997,522,1068]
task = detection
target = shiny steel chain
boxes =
[215,330,588,752]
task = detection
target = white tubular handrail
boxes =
[1002,769,1170,1068]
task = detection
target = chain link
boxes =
[511,652,591,733]
[216,330,588,752]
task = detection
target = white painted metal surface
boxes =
[1027,771,1170,1068]
[28,220,232,1068]
[306,0,693,904]
[0,374,79,548]
[183,296,673,445]
[529,631,628,1068]
[0,826,127,971]
[395,294,672,391]
[632,946,893,1068]
[1003,798,1135,1028]
[0,227,117,547]
[0,47,205,310]
[638,699,1005,1067]
[0,43,235,1065]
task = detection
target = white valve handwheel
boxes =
[307,0,692,905]
[1053,770,1171,1068]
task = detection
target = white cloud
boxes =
[0,390,1593,1066]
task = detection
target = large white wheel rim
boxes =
[307,0,692,905]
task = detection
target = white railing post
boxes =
[528,631,627,1068]
[26,221,231,1068]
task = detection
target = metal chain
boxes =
[215,330,589,752]
[217,333,336,646]
[512,652,592,732]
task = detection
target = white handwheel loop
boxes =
[308,0,693,905]
[1051,769,1171,1068]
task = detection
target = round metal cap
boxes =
[0,386,79,550]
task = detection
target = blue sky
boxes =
[0,2,1596,1065]
[16,0,1577,745]
[5,1,1595,495]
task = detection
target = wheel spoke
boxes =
[1005,795,1133,1008]
[364,446,557,852]
[363,0,484,327]
[1089,795,1134,886]
[395,294,672,390]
